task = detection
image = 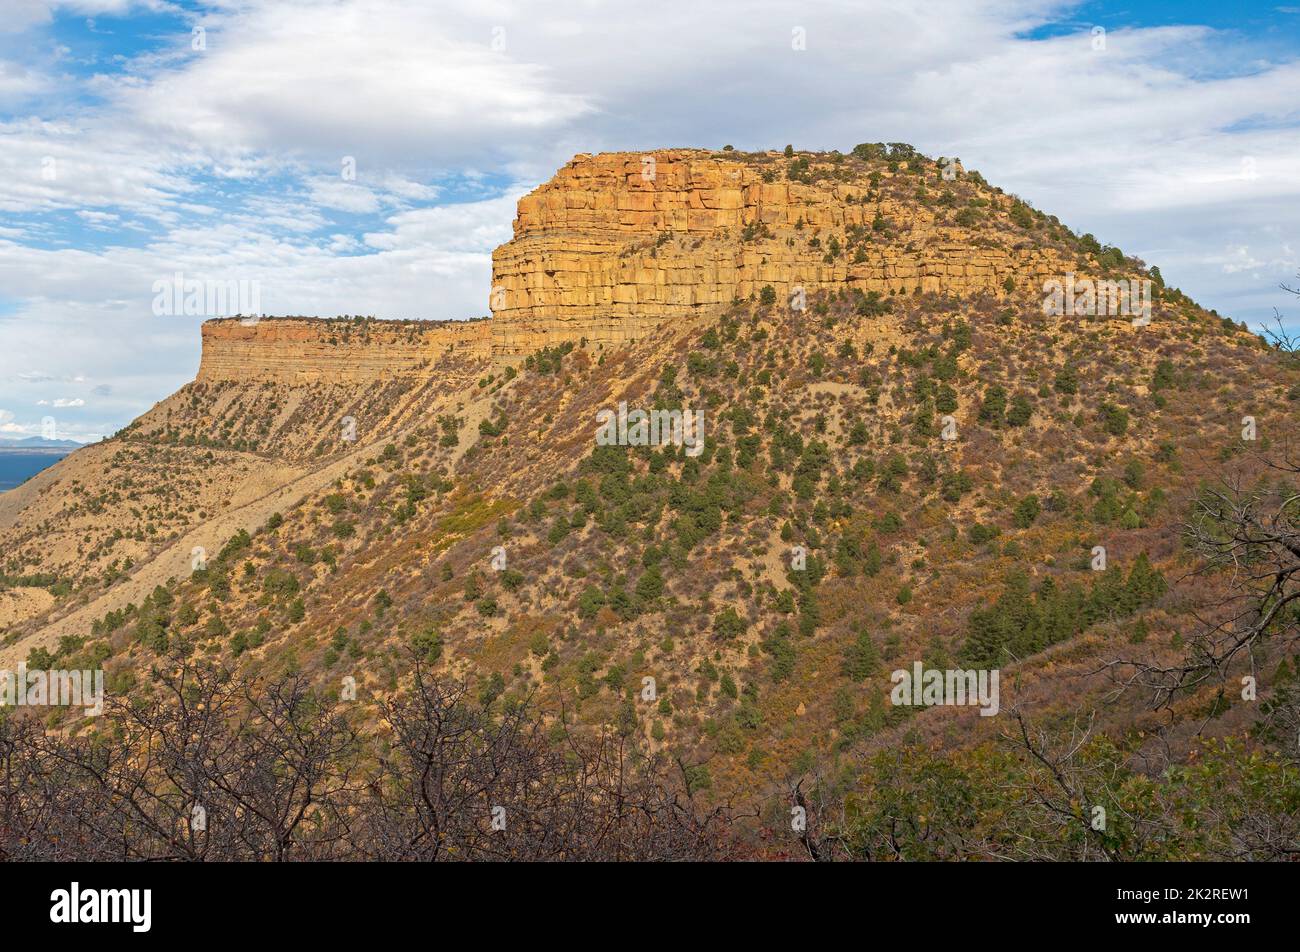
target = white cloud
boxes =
[361,193,518,254]
[307,176,382,215]
[0,60,52,101]
[0,2,53,35]
[0,117,203,216]
[75,208,121,230]
[106,0,594,166]
[38,397,87,407]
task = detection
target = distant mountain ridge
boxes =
[0,436,85,450]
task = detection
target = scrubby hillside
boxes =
[0,316,493,657]
[3,145,1298,860]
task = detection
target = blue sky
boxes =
[1,0,1298,442]
[1025,1,1300,41]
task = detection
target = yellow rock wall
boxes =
[197,317,491,383]
[488,150,1073,358]
[200,151,1083,375]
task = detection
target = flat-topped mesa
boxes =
[197,317,491,384]
[487,149,1077,359]
[196,151,1116,378]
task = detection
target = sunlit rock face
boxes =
[487,149,1075,359]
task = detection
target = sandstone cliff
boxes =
[197,148,1126,374]
[197,316,490,383]
[487,149,1079,359]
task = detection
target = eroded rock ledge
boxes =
[487,149,1074,357]
[200,148,1082,380]
[197,317,490,383]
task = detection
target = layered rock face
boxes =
[487,150,1074,358]
[199,150,1084,373]
[197,317,491,383]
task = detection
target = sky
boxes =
[0,0,1297,443]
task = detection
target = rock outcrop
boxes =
[487,149,1076,358]
[199,150,1090,371]
[197,317,491,383]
